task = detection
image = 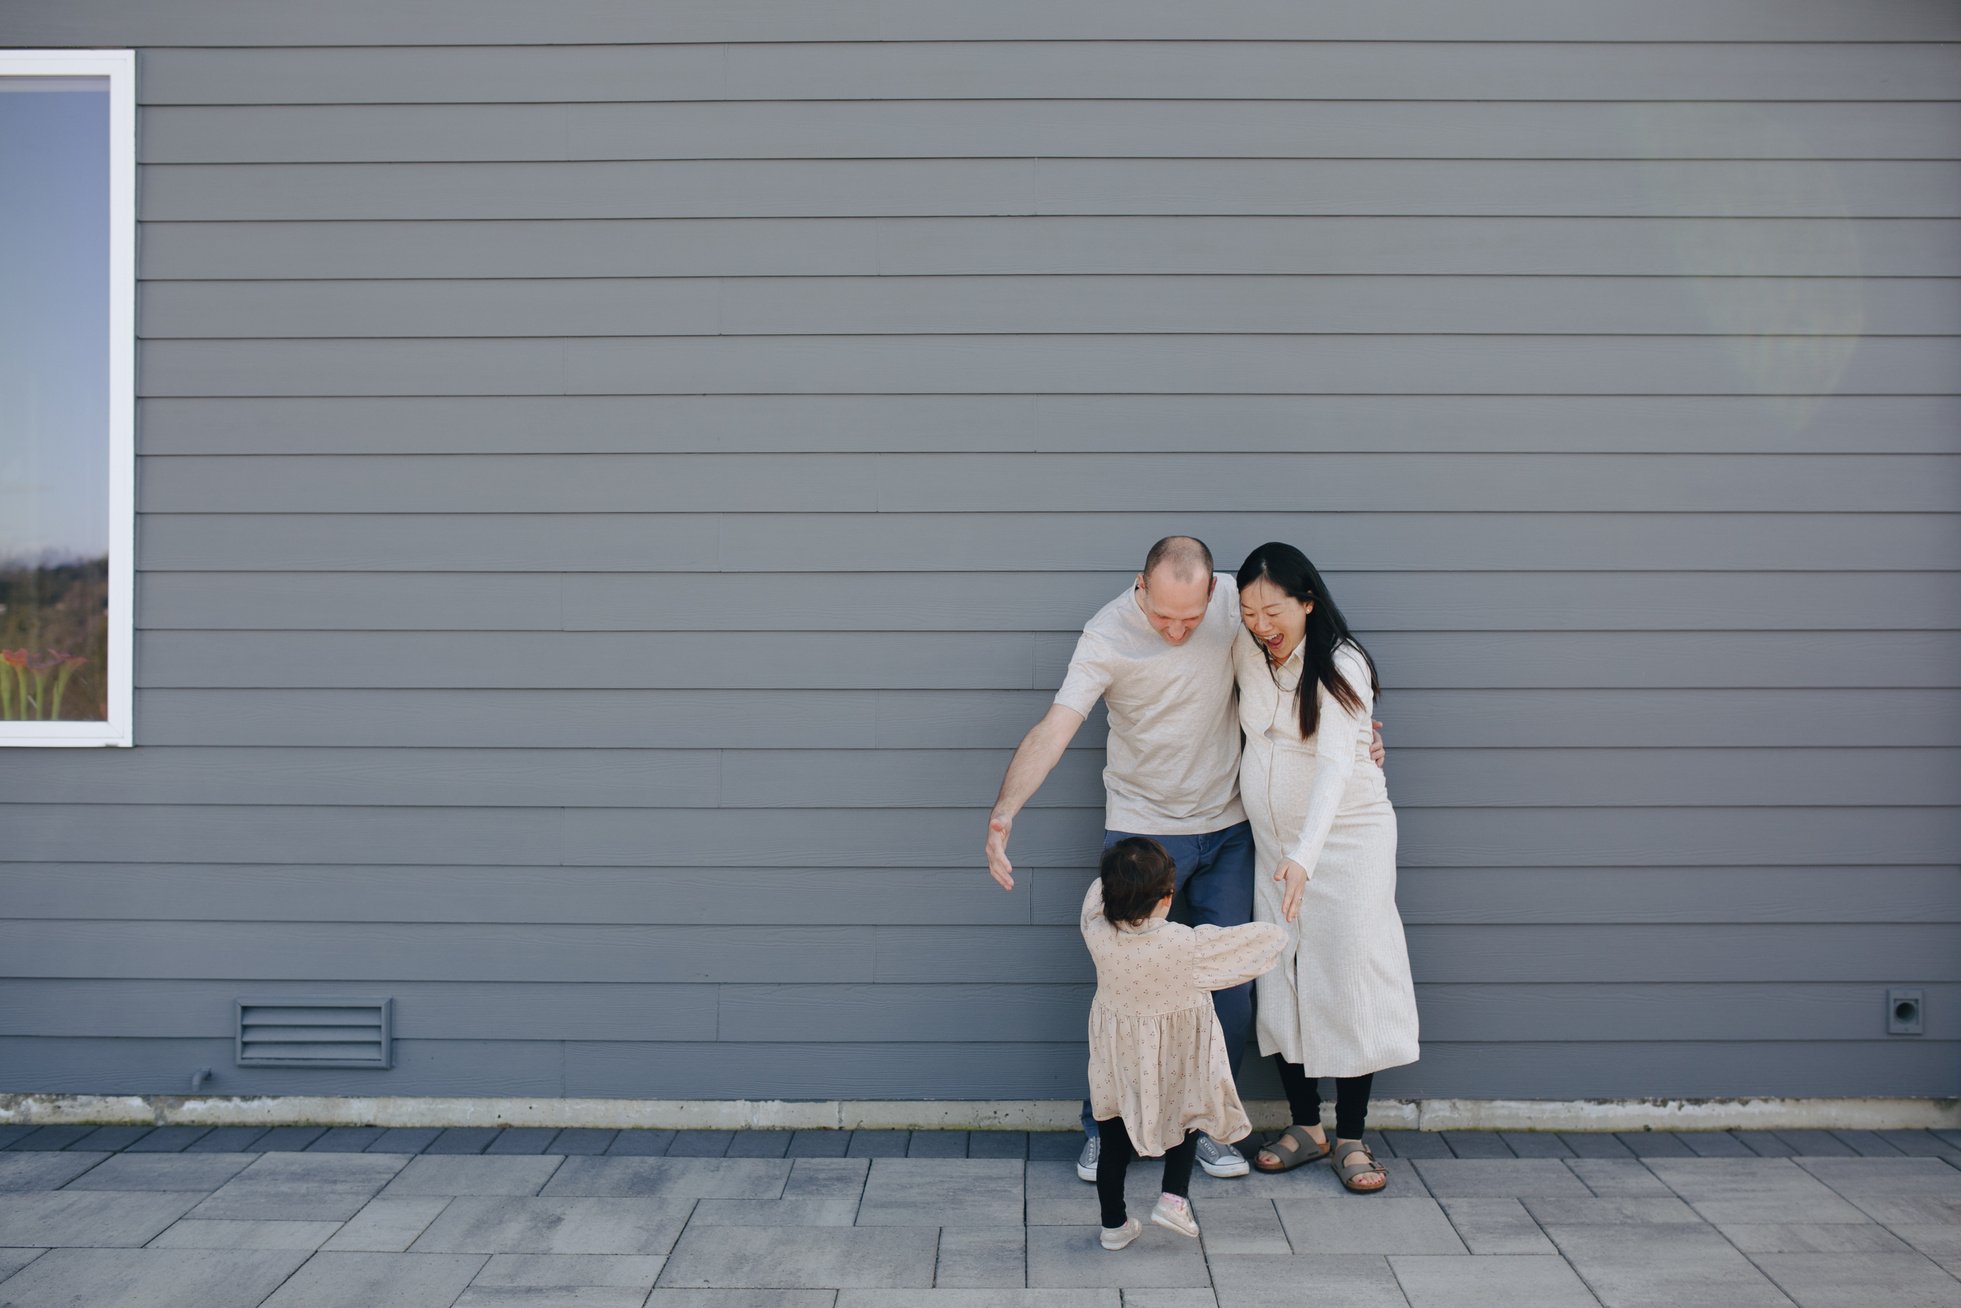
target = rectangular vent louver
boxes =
[236,998,393,1069]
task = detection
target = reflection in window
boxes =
[0,53,132,745]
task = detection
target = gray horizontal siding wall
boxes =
[1,0,1956,1104]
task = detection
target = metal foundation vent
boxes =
[236,998,393,1069]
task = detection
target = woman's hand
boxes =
[1274,859,1309,921]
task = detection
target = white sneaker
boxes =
[1151,1192,1200,1238]
[1076,1134,1099,1182]
[1099,1216,1143,1250]
[1195,1134,1249,1178]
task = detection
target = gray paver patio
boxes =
[1543,1222,1796,1307]
[1390,1253,1599,1307]
[0,1189,203,1247]
[1209,1253,1409,1306]
[855,1158,1023,1226]
[257,1251,486,1307]
[2,1129,1958,1304]
[1753,1252,1961,1308]
[62,1151,257,1192]
[411,1196,694,1255]
[0,1151,109,1192]
[934,1224,1026,1286]
[658,1224,938,1289]
[0,1247,309,1308]
[1273,1197,1465,1254]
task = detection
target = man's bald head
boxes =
[1134,536,1216,645]
[1142,536,1214,586]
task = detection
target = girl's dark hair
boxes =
[1100,837,1178,926]
[1235,542,1379,741]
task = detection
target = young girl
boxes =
[1082,836,1290,1248]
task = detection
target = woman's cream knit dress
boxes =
[1234,630,1419,1078]
[1081,880,1289,1157]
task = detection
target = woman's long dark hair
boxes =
[1236,542,1379,740]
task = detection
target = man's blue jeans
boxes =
[1082,820,1258,1139]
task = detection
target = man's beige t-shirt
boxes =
[1053,576,1246,836]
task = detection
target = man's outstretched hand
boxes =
[985,814,1016,890]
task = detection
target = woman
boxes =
[1233,542,1418,1193]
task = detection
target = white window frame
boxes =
[0,49,134,746]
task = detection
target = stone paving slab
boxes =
[122,1127,210,1154]
[1752,1251,1961,1308]
[542,1157,790,1200]
[784,1158,871,1200]
[726,1131,794,1159]
[934,1225,1026,1287]
[380,1155,564,1198]
[689,1197,861,1226]
[658,1225,938,1289]
[1520,1196,1702,1225]
[1409,1159,1592,1198]
[1543,1222,1798,1307]
[968,1132,1028,1161]
[668,1132,735,1158]
[551,1130,618,1156]
[8,1126,94,1152]
[367,1128,442,1155]
[472,1252,667,1287]
[454,1288,650,1307]
[1122,1292,1218,1308]
[192,1152,410,1222]
[0,1247,309,1308]
[411,1196,693,1255]
[427,1128,500,1156]
[1794,1157,1961,1196]
[787,1130,851,1158]
[1188,1197,1289,1255]
[1641,1158,1873,1225]
[1390,1252,1599,1307]
[1566,1159,1674,1196]
[148,1218,343,1250]
[1208,1253,1408,1307]
[0,1151,109,1192]
[1273,1196,1465,1255]
[1438,1197,1559,1255]
[184,1128,269,1154]
[644,1292,836,1308]
[253,1127,327,1153]
[1717,1221,1918,1254]
[856,1158,1022,1227]
[320,1195,452,1252]
[844,1294,1116,1307]
[63,1152,257,1192]
[1025,1224,1210,1290]
[0,1190,203,1247]
[258,1251,487,1307]
[1500,1133,1574,1159]
[606,1131,676,1157]
[307,1127,387,1153]
[69,1127,155,1153]
[0,1246,46,1281]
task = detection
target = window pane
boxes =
[0,76,110,723]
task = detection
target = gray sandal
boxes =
[1332,1140,1387,1193]
[1252,1125,1331,1173]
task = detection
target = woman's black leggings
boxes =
[1274,1057,1374,1141]
[1095,1117,1197,1229]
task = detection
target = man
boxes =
[986,536,1383,1182]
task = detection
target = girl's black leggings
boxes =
[1095,1117,1197,1229]
[1274,1057,1375,1141]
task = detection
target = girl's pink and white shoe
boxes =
[1099,1216,1143,1250]
[1150,1192,1200,1237]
